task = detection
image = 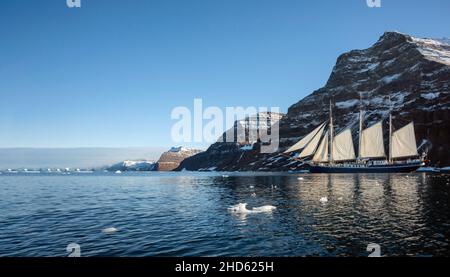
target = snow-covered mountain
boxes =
[434,37,450,46]
[105,147,202,171]
[219,112,284,144]
[178,32,450,170]
[284,31,449,166]
[177,112,284,171]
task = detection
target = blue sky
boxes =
[0,0,449,148]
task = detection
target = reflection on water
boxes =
[0,172,449,257]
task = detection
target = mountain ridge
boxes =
[178,32,450,171]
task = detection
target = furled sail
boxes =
[284,123,325,153]
[332,129,356,161]
[391,122,418,159]
[312,131,329,162]
[360,121,386,158]
[298,124,326,158]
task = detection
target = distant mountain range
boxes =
[0,146,203,172]
[178,31,450,170]
[106,147,203,171]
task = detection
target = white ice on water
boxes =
[102,227,118,234]
[319,197,328,204]
[228,203,276,214]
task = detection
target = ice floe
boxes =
[228,203,276,214]
[102,227,118,234]
[319,197,328,204]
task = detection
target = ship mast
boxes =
[388,95,393,164]
[358,93,363,161]
[329,99,334,164]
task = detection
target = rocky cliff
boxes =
[105,147,202,171]
[156,147,203,171]
[178,32,450,171]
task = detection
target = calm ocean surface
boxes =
[0,172,449,257]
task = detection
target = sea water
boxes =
[0,171,449,257]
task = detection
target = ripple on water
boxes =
[0,172,449,257]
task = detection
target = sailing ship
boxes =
[285,99,425,173]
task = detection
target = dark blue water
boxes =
[0,172,449,257]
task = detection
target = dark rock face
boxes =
[156,147,203,171]
[176,113,289,171]
[179,32,450,170]
[177,142,308,171]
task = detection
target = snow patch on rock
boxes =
[421,92,440,100]
[335,99,359,109]
[381,73,402,84]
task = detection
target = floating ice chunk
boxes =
[115,170,122,174]
[252,205,276,213]
[222,175,229,178]
[319,197,328,204]
[297,177,304,180]
[228,203,276,214]
[102,227,118,234]
[228,203,249,213]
